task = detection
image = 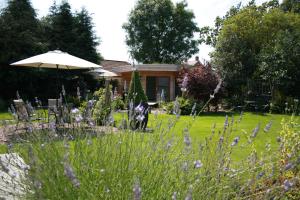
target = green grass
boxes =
[6,111,299,199]
[115,111,291,161]
[0,111,13,120]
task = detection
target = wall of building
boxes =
[120,71,178,101]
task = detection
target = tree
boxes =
[207,2,300,103]
[0,0,43,63]
[281,0,300,13]
[177,62,219,102]
[43,1,78,54]
[73,8,102,63]
[258,11,300,97]
[123,0,199,63]
[0,0,45,103]
[127,70,147,105]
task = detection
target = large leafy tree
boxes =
[123,0,199,64]
[203,1,300,100]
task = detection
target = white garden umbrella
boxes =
[10,50,102,97]
[92,68,118,77]
[10,50,102,69]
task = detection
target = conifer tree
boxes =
[127,70,148,105]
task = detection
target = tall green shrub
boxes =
[127,70,147,105]
[92,82,112,125]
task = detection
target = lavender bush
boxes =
[1,95,299,199]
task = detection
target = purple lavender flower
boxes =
[194,160,203,169]
[75,114,83,123]
[166,140,172,150]
[172,192,177,200]
[231,136,240,146]
[182,161,188,171]
[214,79,222,94]
[224,115,229,129]
[181,74,188,92]
[62,85,66,96]
[71,108,80,114]
[257,171,265,179]
[135,104,144,113]
[185,189,192,200]
[133,181,141,200]
[64,163,80,188]
[263,121,272,132]
[237,111,243,123]
[283,179,293,191]
[49,122,56,132]
[190,103,196,116]
[184,133,191,147]
[251,123,260,138]
[173,98,181,117]
[77,87,81,100]
[285,163,294,171]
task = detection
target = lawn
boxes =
[0,111,13,120]
[1,111,298,199]
[115,111,291,161]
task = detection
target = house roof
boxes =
[100,60,131,71]
[112,64,180,73]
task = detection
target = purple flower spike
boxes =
[133,181,141,200]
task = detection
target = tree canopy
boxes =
[42,2,101,63]
[123,0,199,64]
[200,0,300,100]
[0,0,102,107]
[0,0,43,64]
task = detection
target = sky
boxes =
[2,0,273,62]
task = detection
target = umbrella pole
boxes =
[56,64,59,98]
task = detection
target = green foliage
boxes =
[281,0,300,13]
[206,2,300,105]
[127,70,147,105]
[0,98,7,112]
[0,0,102,102]
[92,83,112,125]
[112,96,125,111]
[0,0,44,64]
[8,111,299,199]
[73,8,102,63]
[44,1,77,54]
[164,97,203,115]
[123,0,199,63]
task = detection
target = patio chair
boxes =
[48,99,63,125]
[13,99,32,132]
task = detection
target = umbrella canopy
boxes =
[10,50,102,69]
[92,68,118,77]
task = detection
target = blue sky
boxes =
[2,0,276,62]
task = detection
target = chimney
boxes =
[195,56,199,62]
